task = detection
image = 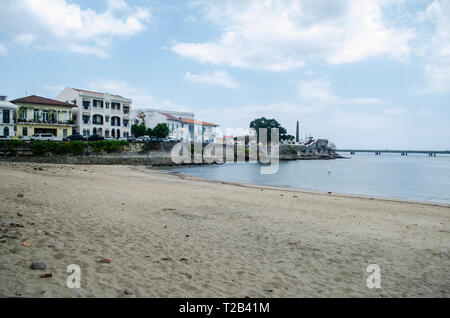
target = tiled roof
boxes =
[11,95,76,108]
[160,113,182,121]
[181,118,218,126]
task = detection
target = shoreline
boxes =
[152,167,450,208]
[1,162,449,298]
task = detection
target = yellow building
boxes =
[11,95,76,138]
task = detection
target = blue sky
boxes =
[0,0,449,149]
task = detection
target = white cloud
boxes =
[2,0,151,57]
[172,0,414,71]
[87,79,187,111]
[184,70,239,88]
[14,33,35,46]
[415,0,450,94]
[0,43,7,56]
[298,79,383,105]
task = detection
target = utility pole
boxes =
[296,120,300,143]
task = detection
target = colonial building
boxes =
[56,88,132,139]
[132,108,194,129]
[0,95,17,137]
[11,95,75,138]
[132,108,219,142]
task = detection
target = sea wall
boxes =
[0,139,339,166]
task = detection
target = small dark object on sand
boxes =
[31,261,47,270]
[17,194,24,198]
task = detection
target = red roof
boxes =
[72,88,125,99]
[160,113,182,121]
[11,95,76,108]
[181,118,218,126]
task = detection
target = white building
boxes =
[132,108,194,129]
[56,87,132,139]
[132,108,219,142]
[0,95,17,137]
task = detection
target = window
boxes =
[63,129,68,137]
[105,116,109,122]
[2,110,10,123]
[123,119,129,127]
[3,127,9,136]
[42,111,49,123]
[83,101,90,109]
[22,127,28,136]
[21,109,27,120]
[106,103,110,109]
[82,115,90,124]
[34,109,39,122]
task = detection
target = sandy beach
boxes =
[0,162,448,298]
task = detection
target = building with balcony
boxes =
[11,95,76,138]
[0,95,17,137]
[56,87,132,139]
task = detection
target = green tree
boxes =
[131,123,147,137]
[249,117,293,142]
[151,123,169,138]
[146,128,153,136]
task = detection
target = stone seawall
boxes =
[0,139,340,166]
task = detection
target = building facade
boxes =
[0,95,17,137]
[56,88,132,139]
[11,95,75,138]
[132,108,219,142]
[132,108,194,129]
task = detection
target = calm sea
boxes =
[161,153,450,204]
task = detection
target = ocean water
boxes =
[161,153,450,204]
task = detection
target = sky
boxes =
[0,0,449,150]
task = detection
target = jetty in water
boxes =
[337,149,450,156]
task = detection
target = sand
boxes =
[0,162,448,298]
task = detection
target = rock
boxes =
[161,257,172,261]
[10,222,24,228]
[17,194,24,198]
[21,242,31,248]
[99,258,112,264]
[123,289,133,295]
[48,245,59,251]
[39,273,52,278]
[264,288,274,293]
[31,261,47,270]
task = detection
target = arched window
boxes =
[117,129,120,139]
[3,127,9,136]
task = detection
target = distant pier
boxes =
[339,149,449,156]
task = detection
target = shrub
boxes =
[70,141,87,155]
[30,141,49,156]
[288,145,297,155]
[7,140,23,156]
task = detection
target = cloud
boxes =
[172,0,414,71]
[0,43,7,56]
[298,79,383,105]
[14,33,35,46]
[415,0,450,94]
[184,70,239,88]
[1,0,151,57]
[87,79,187,112]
